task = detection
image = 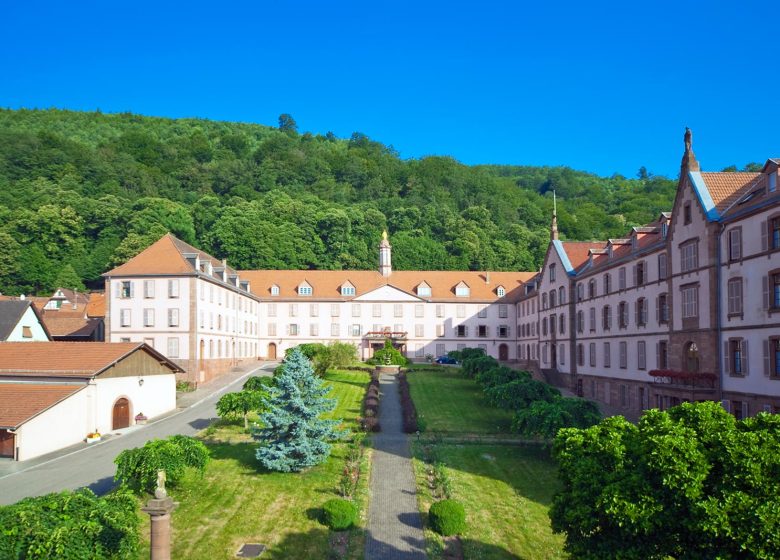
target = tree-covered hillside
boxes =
[0,108,677,295]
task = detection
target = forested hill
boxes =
[0,108,677,296]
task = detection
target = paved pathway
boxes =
[365,373,427,559]
[0,362,277,505]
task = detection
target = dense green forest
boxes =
[0,108,679,296]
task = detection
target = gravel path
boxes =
[365,373,427,559]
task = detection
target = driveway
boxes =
[0,362,277,505]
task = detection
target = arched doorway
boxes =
[498,343,509,361]
[268,342,277,360]
[684,342,699,372]
[112,398,130,430]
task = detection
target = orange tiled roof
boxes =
[559,242,606,271]
[238,270,536,302]
[86,292,105,318]
[105,234,195,276]
[42,316,101,338]
[0,383,84,428]
[0,342,181,377]
[699,172,763,213]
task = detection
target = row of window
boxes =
[275,281,506,299]
[574,340,665,370]
[266,302,509,319]
[198,312,257,335]
[725,338,780,377]
[119,308,180,328]
[264,323,512,338]
[118,280,258,314]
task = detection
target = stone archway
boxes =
[112,397,131,430]
[268,342,277,360]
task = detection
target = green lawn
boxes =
[413,443,566,560]
[139,369,370,560]
[408,368,514,434]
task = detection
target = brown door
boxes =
[112,398,130,430]
[267,343,277,360]
[498,344,509,361]
[0,430,14,458]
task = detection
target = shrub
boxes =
[513,397,601,439]
[362,371,381,432]
[243,375,275,391]
[461,355,498,378]
[398,370,419,432]
[114,435,210,493]
[371,339,409,366]
[429,499,466,536]
[285,343,327,361]
[0,488,140,559]
[485,377,560,409]
[459,347,486,361]
[216,390,266,429]
[321,498,357,531]
[474,365,525,389]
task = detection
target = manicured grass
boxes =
[407,368,514,434]
[139,369,370,560]
[412,443,566,560]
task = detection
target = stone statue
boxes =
[684,127,692,152]
[154,469,167,499]
[382,229,388,241]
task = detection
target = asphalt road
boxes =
[0,363,276,505]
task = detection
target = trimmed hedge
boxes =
[321,498,357,530]
[362,370,381,432]
[398,370,419,433]
[429,499,466,536]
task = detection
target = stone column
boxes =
[141,471,179,560]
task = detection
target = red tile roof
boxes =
[105,234,196,276]
[559,242,606,271]
[0,383,84,428]
[86,292,105,318]
[42,316,101,338]
[699,172,764,213]
[0,342,182,377]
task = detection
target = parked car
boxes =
[435,355,458,364]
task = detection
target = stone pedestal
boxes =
[142,496,179,560]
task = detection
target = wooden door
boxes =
[267,343,277,360]
[498,344,509,361]
[112,398,130,430]
[0,430,14,458]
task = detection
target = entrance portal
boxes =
[112,398,130,430]
[498,343,509,361]
[268,342,277,360]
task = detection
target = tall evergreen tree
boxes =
[254,348,343,472]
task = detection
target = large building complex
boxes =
[102,131,780,419]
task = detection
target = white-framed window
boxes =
[415,343,425,357]
[271,285,280,296]
[331,304,340,317]
[498,304,508,318]
[680,241,699,273]
[436,343,446,356]
[310,324,319,336]
[456,305,465,318]
[168,308,179,327]
[727,278,743,315]
[549,264,556,282]
[394,304,403,318]
[589,308,596,332]
[681,285,698,318]
[351,324,361,337]
[436,324,445,336]
[289,303,298,317]
[310,303,319,317]
[288,324,299,336]
[415,324,424,337]
[331,323,339,336]
[341,285,356,296]
[268,323,277,336]
[604,342,611,368]
[619,341,627,368]
[267,303,277,317]
[455,283,470,297]
[120,281,133,299]
[120,309,131,327]
[168,279,179,298]
[618,267,626,290]
[728,228,742,261]
[298,284,313,296]
[144,280,155,299]
[638,341,647,370]
[498,325,509,338]
[415,304,424,318]
[658,253,668,280]
[478,306,488,318]
[436,304,444,318]
[418,284,432,297]
[352,303,361,317]
[497,286,505,297]
[456,325,468,337]
[167,337,179,358]
[589,342,596,367]
[143,308,155,327]
[373,304,381,318]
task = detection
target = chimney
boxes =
[485,271,490,284]
[379,231,392,277]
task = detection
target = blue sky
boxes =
[1,1,776,177]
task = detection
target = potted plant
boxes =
[135,412,148,425]
[86,431,101,443]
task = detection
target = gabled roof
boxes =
[0,342,183,378]
[0,383,85,429]
[85,292,105,318]
[553,241,606,275]
[0,300,51,341]
[688,171,764,221]
[43,316,101,338]
[105,234,195,276]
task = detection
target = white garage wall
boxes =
[16,388,90,461]
[95,374,176,432]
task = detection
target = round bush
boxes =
[321,498,357,530]
[429,499,466,536]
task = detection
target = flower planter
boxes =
[86,435,101,444]
[135,414,148,425]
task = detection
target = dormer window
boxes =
[496,286,505,297]
[417,282,432,297]
[455,282,470,297]
[298,283,312,296]
[341,285,356,296]
[270,285,280,296]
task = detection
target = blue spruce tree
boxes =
[254,348,343,472]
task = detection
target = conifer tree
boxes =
[254,348,343,472]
